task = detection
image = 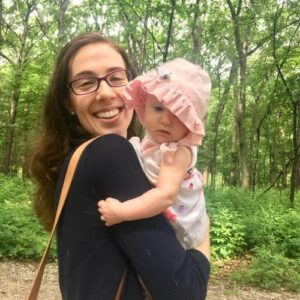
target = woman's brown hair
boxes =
[28,32,140,231]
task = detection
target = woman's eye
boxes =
[78,79,95,87]
[72,78,96,91]
[110,75,127,83]
[111,77,122,82]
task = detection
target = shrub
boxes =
[279,210,300,258]
[208,206,246,260]
[0,174,33,203]
[205,187,300,293]
[238,201,300,259]
[0,175,56,259]
[231,246,300,292]
[206,188,248,260]
[206,187,300,258]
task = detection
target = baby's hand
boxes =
[98,197,123,226]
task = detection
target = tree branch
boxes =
[247,18,300,56]
[0,50,14,65]
[237,0,242,16]
[258,151,299,198]
[163,0,176,62]
[122,1,165,56]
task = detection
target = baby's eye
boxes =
[153,106,164,112]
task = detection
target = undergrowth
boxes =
[0,174,299,292]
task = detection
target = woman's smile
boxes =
[68,43,133,137]
[94,106,126,120]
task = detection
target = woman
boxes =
[29,32,210,299]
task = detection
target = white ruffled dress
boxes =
[130,135,208,250]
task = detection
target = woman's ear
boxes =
[65,99,76,116]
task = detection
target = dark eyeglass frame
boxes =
[67,69,132,95]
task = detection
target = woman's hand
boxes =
[98,197,124,226]
[194,215,210,261]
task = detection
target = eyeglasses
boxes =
[68,69,132,95]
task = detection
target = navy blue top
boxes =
[55,134,210,299]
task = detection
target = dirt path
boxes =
[0,261,299,300]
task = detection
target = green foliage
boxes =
[231,246,300,293]
[206,187,300,258]
[209,207,245,260]
[206,187,300,292]
[1,175,300,294]
[206,188,247,260]
[1,0,299,197]
[0,175,56,260]
[244,206,300,259]
[0,174,33,203]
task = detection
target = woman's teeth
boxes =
[96,109,119,119]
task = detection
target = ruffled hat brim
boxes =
[122,60,211,146]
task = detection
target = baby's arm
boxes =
[98,146,192,226]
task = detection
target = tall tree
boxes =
[226,0,251,188]
[163,0,176,62]
[0,0,36,174]
[0,0,3,46]
[271,2,300,206]
[56,0,70,44]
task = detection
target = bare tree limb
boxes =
[258,152,298,198]
[0,50,14,64]
[122,1,165,56]
[163,0,176,62]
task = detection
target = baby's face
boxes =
[143,95,189,144]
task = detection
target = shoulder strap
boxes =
[26,138,96,300]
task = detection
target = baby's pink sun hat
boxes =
[122,58,211,145]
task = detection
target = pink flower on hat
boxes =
[122,58,211,146]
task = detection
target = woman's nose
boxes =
[95,80,115,101]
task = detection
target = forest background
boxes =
[0,0,299,294]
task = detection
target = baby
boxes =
[98,58,211,249]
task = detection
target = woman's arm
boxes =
[196,215,211,262]
[55,140,146,299]
[85,134,210,299]
[98,146,192,226]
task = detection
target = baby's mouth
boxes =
[158,129,171,134]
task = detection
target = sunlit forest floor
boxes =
[0,260,299,300]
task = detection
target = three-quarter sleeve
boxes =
[84,134,210,299]
[56,134,210,299]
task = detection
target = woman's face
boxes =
[68,43,133,138]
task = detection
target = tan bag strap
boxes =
[27,136,151,300]
[138,275,153,300]
[114,271,127,299]
[114,273,152,300]
[26,138,97,300]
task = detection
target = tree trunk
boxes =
[294,98,300,190]
[117,6,141,73]
[140,0,151,71]
[0,0,3,46]
[163,0,176,62]
[0,0,34,174]
[269,141,277,184]
[190,0,201,62]
[229,81,239,186]
[226,0,250,188]
[2,68,21,174]
[290,100,300,207]
[209,60,237,187]
[57,0,70,44]
[271,4,300,205]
